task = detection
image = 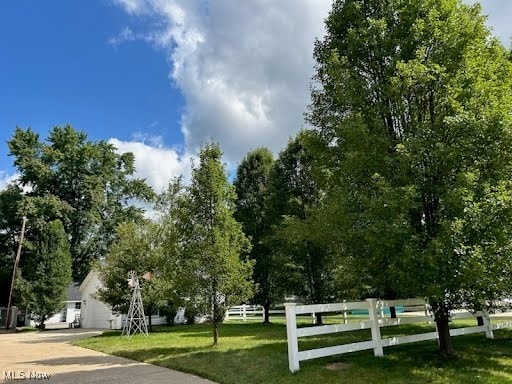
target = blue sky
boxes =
[1,0,511,191]
[0,1,184,175]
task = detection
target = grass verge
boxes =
[74,319,512,384]
[16,326,38,332]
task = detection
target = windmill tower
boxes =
[122,271,148,337]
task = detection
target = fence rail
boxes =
[285,298,507,373]
[225,305,285,321]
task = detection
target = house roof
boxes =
[66,282,82,301]
[79,269,98,292]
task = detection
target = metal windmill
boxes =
[122,271,149,337]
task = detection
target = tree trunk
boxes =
[148,313,152,332]
[390,306,397,319]
[435,313,454,356]
[315,312,323,325]
[39,315,47,330]
[213,321,219,345]
[263,303,271,324]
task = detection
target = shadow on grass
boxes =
[114,344,217,361]
[80,322,512,384]
[145,322,289,342]
[121,338,512,384]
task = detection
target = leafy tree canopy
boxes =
[17,219,72,328]
[308,0,512,354]
[179,142,254,344]
[0,186,24,306]
[96,219,178,330]
[7,125,154,281]
[269,132,341,322]
[97,178,184,330]
[234,147,278,323]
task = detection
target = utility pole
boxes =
[5,216,27,330]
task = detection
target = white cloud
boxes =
[109,26,137,46]
[108,138,191,192]
[112,0,512,166]
[0,171,20,191]
[112,0,148,15]
[112,0,332,163]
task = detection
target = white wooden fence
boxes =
[285,298,510,373]
[225,305,285,321]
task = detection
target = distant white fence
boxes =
[225,305,285,321]
[285,298,510,373]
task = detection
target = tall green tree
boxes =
[18,220,72,328]
[2,186,74,316]
[8,125,154,281]
[234,147,278,323]
[96,220,176,331]
[0,186,24,306]
[97,178,184,330]
[308,0,512,354]
[179,143,254,344]
[269,131,339,324]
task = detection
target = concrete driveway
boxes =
[0,329,216,384]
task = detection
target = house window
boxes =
[75,302,81,310]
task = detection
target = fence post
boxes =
[225,309,229,321]
[367,298,384,357]
[285,303,300,373]
[343,300,348,324]
[242,304,247,322]
[481,310,494,339]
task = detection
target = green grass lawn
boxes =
[74,317,512,384]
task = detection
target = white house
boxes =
[79,270,185,329]
[44,283,82,325]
